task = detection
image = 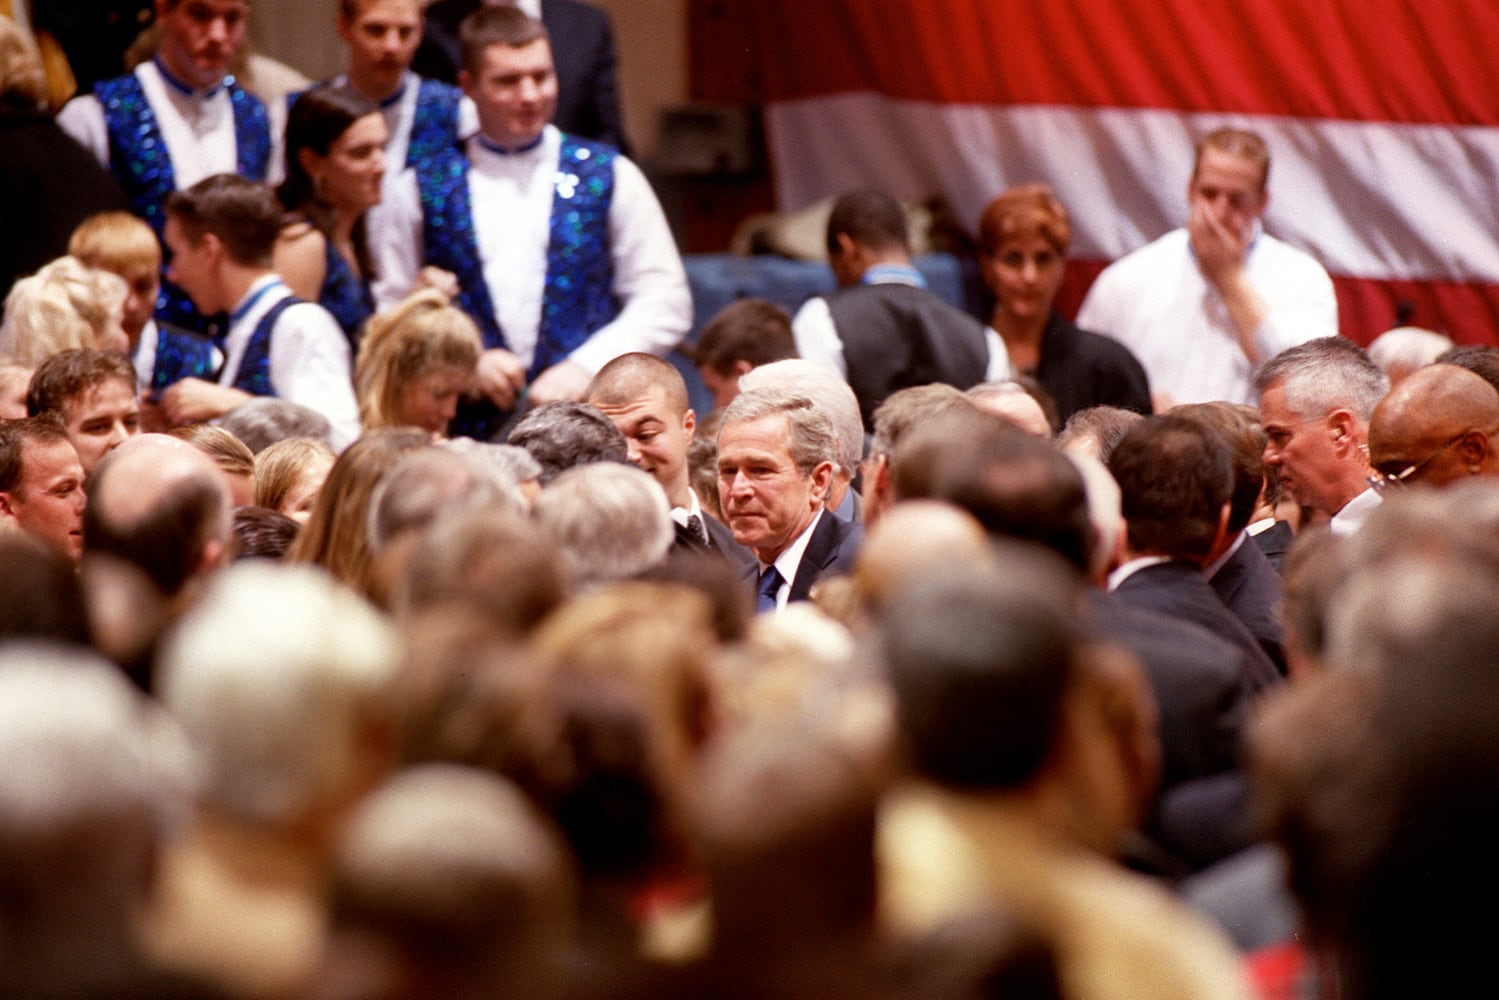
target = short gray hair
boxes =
[739,360,863,473]
[218,397,333,454]
[719,388,838,476]
[532,462,674,588]
[367,448,514,553]
[1366,326,1453,381]
[1254,337,1389,422]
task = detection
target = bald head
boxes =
[854,500,993,615]
[84,434,233,596]
[1369,363,1499,489]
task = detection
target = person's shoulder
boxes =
[559,129,620,161]
[1063,314,1149,363]
[1105,227,1190,273]
[1253,231,1332,276]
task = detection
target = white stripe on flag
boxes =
[768,94,1499,285]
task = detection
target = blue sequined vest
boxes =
[230,296,303,398]
[150,325,218,393]
[320,239,375,347]
[406,79,463,166]
[416,133,620,377]
[94,70,272,233]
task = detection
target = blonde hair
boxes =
[0,257,127,366]
[355,291,482,430]
[0,15,47,112]
[168,424,257,479]
[255,437,337,513]
[287,428,430,595]
[68,212,162,276]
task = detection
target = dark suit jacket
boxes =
[1112,560,1281,693]
[1252,519,1294,573]
[1087,589,1259,873]
[674,510,756,575]
[1085,591,1249,788]
[743,511,863,605]
[0,114,128,295]
[1209,536,1287,676]
[418,0,628,151]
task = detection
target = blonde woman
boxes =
[355,290,482,437]
[255,437,337,525]
[0,256,128,367]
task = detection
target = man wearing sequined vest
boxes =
[57,0,276,334]
[377,5,690,441]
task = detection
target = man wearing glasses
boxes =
[1254,338,1388,535]
[1367,363,1499,489]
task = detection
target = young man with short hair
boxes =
[26,349,142,476]
[57,0,276,332]
[0,416,88,563]
[157,174,360,449]
[379,6,689,439]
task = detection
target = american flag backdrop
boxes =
[749,0,1499,345]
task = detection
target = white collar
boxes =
[1330,486,1382,536]
[1106,554,1171,592]
[1203,530,1247,580]
[763,507,826,607]
[669,491,703,530]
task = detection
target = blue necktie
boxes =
[757,566,784,614]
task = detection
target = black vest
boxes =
[824,282,990,427]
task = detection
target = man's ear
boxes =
[730,359,754,378]
[458,69,473,97]
[0,490,17,522]
[199,232,228,267]
[810,460,835,504]
[870,452,891,502]
[1327,409,1358,455]
[682,408,696,437]
[1457,429,1490,471]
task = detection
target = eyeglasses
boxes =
[1367,427,1496,493]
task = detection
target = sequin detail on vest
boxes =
[320,240,375,347]
[407,79,462,166]
[230,296,303,397]
[95,71,271,233]
[416,134,618,373]
[151,326,217,393]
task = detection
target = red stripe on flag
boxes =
[752,1,1499,127]
[1059,263,1499,351]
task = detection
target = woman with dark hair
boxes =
[275,86,388,346]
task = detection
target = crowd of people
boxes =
[2,2,1496,999]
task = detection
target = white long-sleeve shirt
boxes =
[375,125,690,373]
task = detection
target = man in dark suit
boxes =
[1174,402,1287,674]
[886,407,1255,868]
[417,0,628,151]
[586,352,753,572]
[716,388,861,612]
[1107,416,1282,693]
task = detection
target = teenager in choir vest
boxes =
[416,133,618,438]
